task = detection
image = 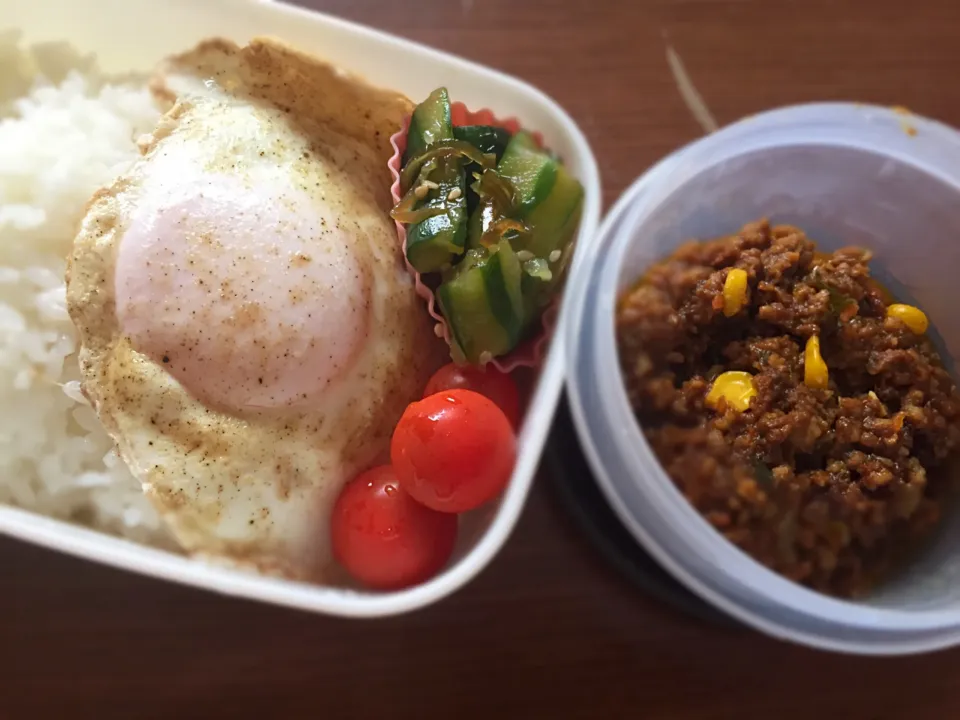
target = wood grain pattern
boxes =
[3,1,959,717]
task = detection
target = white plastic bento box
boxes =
[2,0,601,616]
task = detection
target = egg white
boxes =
[66,38,446,581]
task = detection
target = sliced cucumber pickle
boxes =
[404,87,453,164]
[496,131,558,215]
[402,88,468,273]
[395,88,585,366]
[435,242,525,364]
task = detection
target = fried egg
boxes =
[66,38,446,582]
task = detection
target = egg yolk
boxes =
[114,174,369,412]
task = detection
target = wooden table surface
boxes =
[5,1,960,717]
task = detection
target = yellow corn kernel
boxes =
[804,335,829,390]
[886,303,928,335]
[722,268,749,317]
[706,371,756,412]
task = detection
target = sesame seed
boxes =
[478,351,493,365]
[433,323,444,337]
[414,184,429,199]
[423,180,440,190]
[549,249,562,262]
[516,250,535,262]
[447,187,462,201]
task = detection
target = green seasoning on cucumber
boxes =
[435,241,524,364]
[454,125,513,216]
[404,155,468,273]
[404,88,454,165]
[402,88,468,273]
[453,125,512,161]
[466,168,521,248]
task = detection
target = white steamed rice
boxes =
[0,34,173,547]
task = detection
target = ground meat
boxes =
[616,219,960,597]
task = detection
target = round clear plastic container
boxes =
[564,102,960,655]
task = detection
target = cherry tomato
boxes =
[423,363,521,428]
[391,389,517,513]
[331,465,457,590]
